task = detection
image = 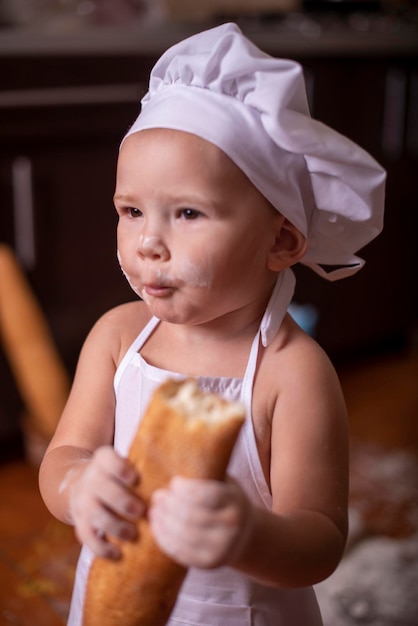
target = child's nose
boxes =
[137,234,169,261]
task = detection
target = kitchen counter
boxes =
[0,12,417,58]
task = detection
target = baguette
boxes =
[83,378,245,626]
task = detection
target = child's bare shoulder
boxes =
[85,300,152,364]
[260,313,342,403]
[99,300,151,327]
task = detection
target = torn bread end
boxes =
[164,378,246,425]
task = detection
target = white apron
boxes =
[67,270,323,625]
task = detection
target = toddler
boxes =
[39,22,385,625]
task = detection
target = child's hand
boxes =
[149,476,253,569]
[67,446,144,559]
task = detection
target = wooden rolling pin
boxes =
[0,244,70,441]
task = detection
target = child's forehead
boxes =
[125,127,223,155]
[122,128,248,180]
[119,128,271,204]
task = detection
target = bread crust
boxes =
[83,378,245,626]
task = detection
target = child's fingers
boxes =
[82,446,144,521]
[74,501,139,558]
[93,446,139,487]
[92,505,139,543]
[75,521,121,560]
[169,476,230,509]
[150,492,240,569]
[96,479,144,522]
[149,478,252,568]
[152,482,244,535]
[68,446,144,554]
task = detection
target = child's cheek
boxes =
[175,254,213,289]
[117,250,142,297]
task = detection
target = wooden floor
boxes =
[1,343,417,625]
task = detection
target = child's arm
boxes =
[148,332,348,588]
[248,336,349,587]
[39,304,146,559]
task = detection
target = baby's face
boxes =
[114,128,279,326]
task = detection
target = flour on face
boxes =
[117,250,142,297]
[138,234,167,259]
[117,249,213,299]
[175,255,213,290]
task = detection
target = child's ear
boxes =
[267,215,308,271]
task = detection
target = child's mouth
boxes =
[142,284,174,298]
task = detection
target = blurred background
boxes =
[0,1,417,624]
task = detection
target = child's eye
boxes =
[128,207,142,218]
[179,208,202,220]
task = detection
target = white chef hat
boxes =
[124,22,386,281]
